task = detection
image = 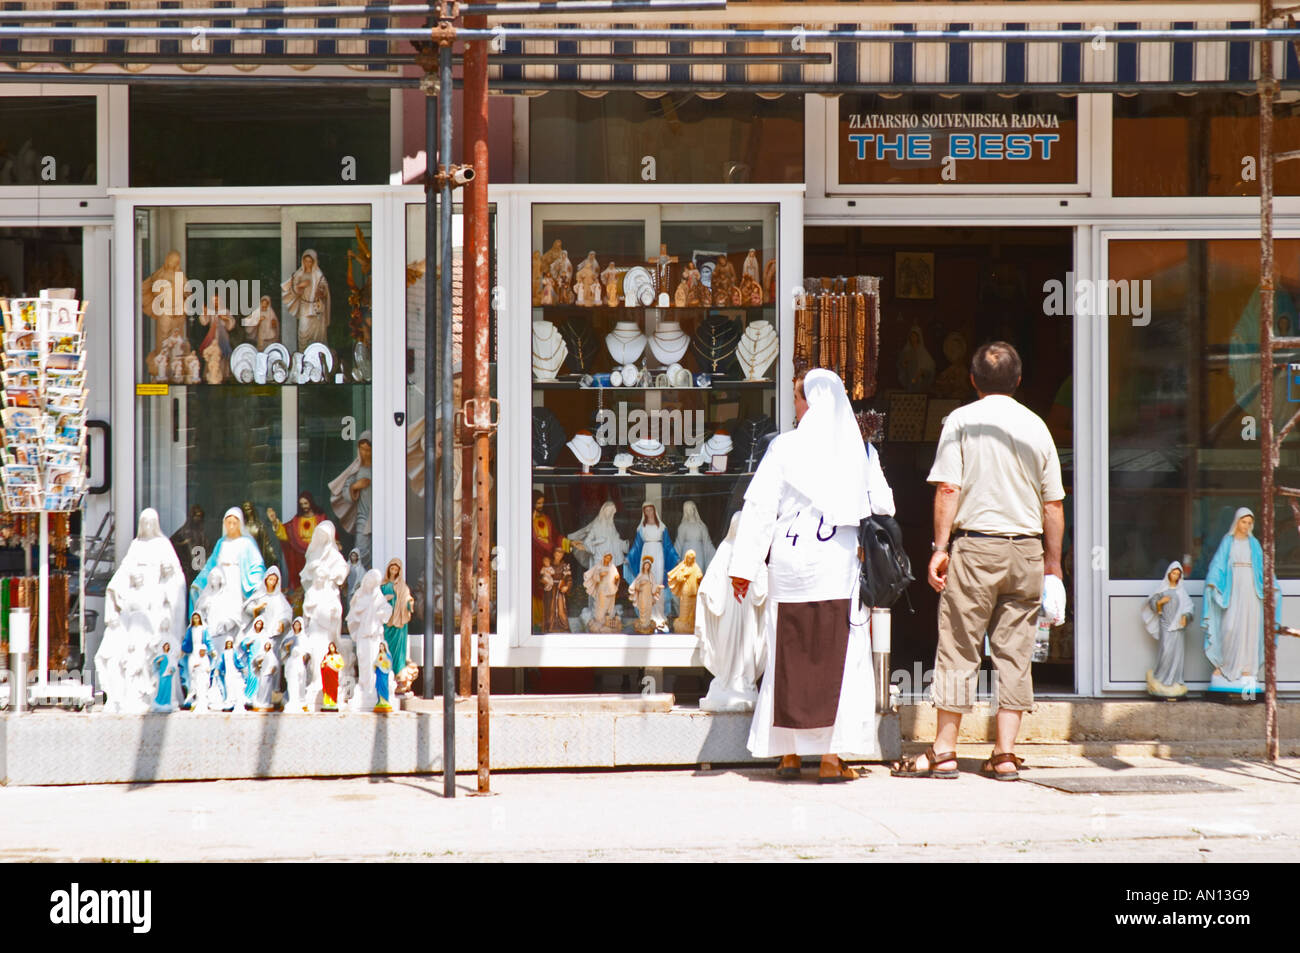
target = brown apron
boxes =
[772,598,851,729]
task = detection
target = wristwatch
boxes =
[930,541,946,553]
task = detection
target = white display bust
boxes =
[649,320,690,365]
[605,320,646,365]
[736,319,778,380]
[532,320,568,381]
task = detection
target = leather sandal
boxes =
[775,756,802,781]
[980,751,1024,781]
[817,756,860,783]
[890,746,958,779]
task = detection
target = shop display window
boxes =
[530,201,778,636]
[529,92,803,184]
[0,96,97,187]
[129,86,390,188]
[1113,92,1300,197]
[1108,237,1300,580]
[403,203,499,639]
[835,93,1078,188]
[134,204,373,596]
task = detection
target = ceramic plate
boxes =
[623,266,654,306]
[230,344,258,383]
[303,343,333,382]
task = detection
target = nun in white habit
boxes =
[729,369,895,781]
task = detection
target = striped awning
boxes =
[489,19,1300,94]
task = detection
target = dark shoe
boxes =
[890,745,959,779]
[979,751,1024,781]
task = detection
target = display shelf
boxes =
[531,378,772,391]
[533,305,774,318]
[532,469,753,484]
[134,381,373,394]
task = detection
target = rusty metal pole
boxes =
[465,9,493,796]
[1260,0,1280,762]
[458,28,479,700]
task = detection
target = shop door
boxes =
[805,226,1076,695]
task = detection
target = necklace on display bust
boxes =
[605,320,647,365]
[649,320,690,366]
[558,318,598,374]
[691,314,742,375]
[736,320,778,380]
[532,320,569,381]
[566,431,603,473]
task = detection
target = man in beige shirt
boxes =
[892,342,1065,781]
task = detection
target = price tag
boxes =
[135,383,168,396]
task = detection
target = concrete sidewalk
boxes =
[1,754,1298,862]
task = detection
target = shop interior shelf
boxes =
[531,378,773,391]
[532,468,754,484]
[134,380,373,393]
[532,304,774,318]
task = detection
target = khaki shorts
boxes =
[931,535,1044,713]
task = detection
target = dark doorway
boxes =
[804,226,1075,695]
[0,227,82,299]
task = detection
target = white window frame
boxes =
[0,84,110,205]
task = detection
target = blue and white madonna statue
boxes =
[1202,508,1281,697]
[624,502,679,630]
[190,507,266,649]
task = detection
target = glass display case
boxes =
[132,203,375,591]
[527,200,782,640]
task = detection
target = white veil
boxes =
[777,369,872,527]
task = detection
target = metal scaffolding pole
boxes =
[0,0,726,20]
[1260,0,1280,762]
[438,36,458,798]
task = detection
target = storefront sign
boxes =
[837,95,1077,187]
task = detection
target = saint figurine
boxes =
[601,261,621,308]
[674,501,716,574]
[241,500,282,580]
[242,564,293,663]
[198,294,235,384]
[151,641,179,713]
[218,636,246,712]
[897,324,936,393]
[374,641,394,713]
[282,249,331,350]
[711,254,737,307]
[697,512,769,711]
[191,507,266,646]
[328,431,373,567]
[347,568,393,711]
[346,548,365,607]
[381,557,416,692]
[187,645,213,713]
[583,552,621,633]
[268,491,325,593]
[667,550,704,634]
[321,641,344,712]
[628,556,664,634]
[532,494,570,626]
[301,521,348,708]
[566,501,628,571]
[282,617,311,713]
[540,549,572,634]
[142,250,190,377]
[251,638,280,712]
[624,502,679,626]
[531,250,545,306]
[1142,561,1193,699]
[742,249,761,286]
[244,294,280,350]
[1203,507,1281,696]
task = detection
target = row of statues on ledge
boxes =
[1141,508,1281,701]
[532,242,776,310]
[143,249,335,385]
[95,508,415,714]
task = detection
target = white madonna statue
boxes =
[346,568,393,711]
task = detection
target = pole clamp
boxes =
[463,397,500,435]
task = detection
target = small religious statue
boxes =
[242,563,293,666]
[347,569,394,710]
[1142,561,1193,699]
[739,272,763,307]
[540,549,572,634]
[531,250,545,306]
[301,521,348,708]
[142,250,190,377]
[575,251,600,291]
[151,641,180,713]
[532,494,569,626]
[651,243,678,297]
[1203,507,1281,697]
[574,267,602,307]
[624,502,678,626]
[268,491,325,593]
[240,617,268,710]
[549,245,575,305]
[346,549,365,606]
[187,644,213,713]
[198,294,236,384]
[583,552,622,633]
[150,329,190,384]
[539,239,566,282]
[566,501,628,571]
[243,295,280,350]
[251,638,280,712]
[320,641,344,711]
[742,248,761,287]
[282,617,311,713]
[381,558,417,693]
[667,550,704,634]
[328,431,373,567]
[628,556,665,634]
[601,261,621,308]
[191,507,267,653]
[711,254,738,307]
[674,501,717,574]
[897,324,936,393]
[182,350,201,385]
[218,636,247,712]
[373,641,395,713]
[762,258,777,304]
[540,274,557,306]
[282,248,331,350]
[241,500,283,582]
[696,512,768,711]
